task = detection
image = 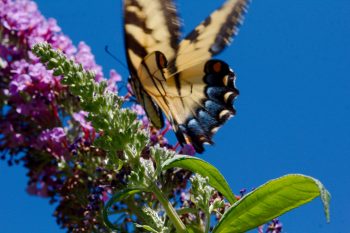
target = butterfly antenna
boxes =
[104,45,129,72]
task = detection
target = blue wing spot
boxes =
[197,110,219,135]
[206,87,228,103]
[204,100,228,121]
[185,118,212,153]
[187,119,203,133]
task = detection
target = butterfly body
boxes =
[124,0,248,153]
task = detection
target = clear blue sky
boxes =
[1,0,349,232]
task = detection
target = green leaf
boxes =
[161,155,236,204]
[186,224,205,233]
[212,174,331,233]
[102,188,142,230]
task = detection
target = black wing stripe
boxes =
[173,73,185,107]
[184,0,249,56]
[126,0,142,10]
[124,33,148,76]
[124,11,152,34]
[125,34,148,58]
[210,0,249,55]
[159,0,181,51]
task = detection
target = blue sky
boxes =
[1,0,349,232]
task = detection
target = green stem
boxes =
[151,183,187,233]
[204,210,210,233]
[177,207,198,215]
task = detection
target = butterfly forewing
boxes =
[168,0,249,75]
[124,0,180,76]
[124,0,181,129]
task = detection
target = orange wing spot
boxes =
[213,62,222,73]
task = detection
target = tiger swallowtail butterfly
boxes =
[124,0,249,153]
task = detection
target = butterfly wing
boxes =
[138,51,238,153]
[129,76,164,128]
[156,0,248,152]
[168,0,249,74]
[126,0,249,152]
[124,0,180,75]
[124,0,181,128]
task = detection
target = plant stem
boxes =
[177,207,198,215]
[204,210,210,233]
[151,183,187,233]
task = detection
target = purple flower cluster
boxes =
[266,219,283,233]
[258,219,283,233]
[0,0,123,231]
[0,0,123,157]
[0,0,75,58]
[0,0,197,231]
[37,127,69,159]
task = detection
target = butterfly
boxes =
[124,0,249,153]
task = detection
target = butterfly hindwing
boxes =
[138,51,238,153]
[172,60,239,153]
[129,76,164,129]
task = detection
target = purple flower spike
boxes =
[131,104,145,116]
[1,1,196,231]
[106,69,122,92]
[9,73,31,94]
[73,111,94,133]
[266,219,283,233]
[75,42,103,82]
[0,0,41,32]
[37,127,69,159]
